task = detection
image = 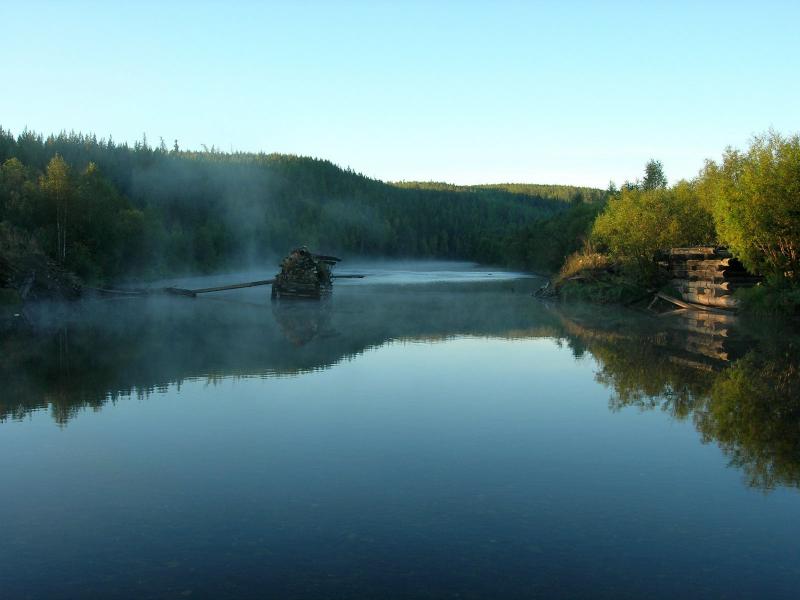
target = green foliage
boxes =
[557,250,611,281]
[591,181,715,277]
[552,251,651,305]
[0,126,606,283]
[503,202,604,273]
[40,155,72,263]
[567,135,800,308]
[557,272,649,304]
[642,159,667,190]
[735,282,800,317]
[698,132,800,282]
[698,345,800,489]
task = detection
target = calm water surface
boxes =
[2,263,799,599]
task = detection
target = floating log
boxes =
[162,274,366,297]
[176,279,275,295]
[89,287,151,297]
[163,287,198,297]
[162,279,276,297]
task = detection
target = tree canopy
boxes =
[642,159,668,190]
[591,181,715,275]
[698,132,800,282]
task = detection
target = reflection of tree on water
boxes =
[1,279,555,425]
[271,299,333,346]
[556,306,800,491]
[557,309,717,419]
[1,325,143,424]
[4,286,800,492]
[697,343,800,490]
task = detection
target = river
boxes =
[1,262,799,599]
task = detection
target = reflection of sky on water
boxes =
[334,262,532,285]
[2,268,800,599]
[154,261,533,291]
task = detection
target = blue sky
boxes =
[2,1,798,187]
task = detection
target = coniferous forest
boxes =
[0,127,603,285]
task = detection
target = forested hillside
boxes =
[0,127,604,284]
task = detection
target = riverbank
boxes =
[540,249,800,318]
[0,229,82,307]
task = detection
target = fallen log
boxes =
[164,278,276,296]
[88,287,151,297]
[654,292,734,314]
[163,274,367,297]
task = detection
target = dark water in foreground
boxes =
[2,264,799,599]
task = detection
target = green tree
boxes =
[642,159,667,190]
[0,158,27,220]
[591,180,715,276]
[698,132,800,282]
[40,154,72,263]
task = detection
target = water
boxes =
[2,263,799,599]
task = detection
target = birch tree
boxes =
[41,154,72,262]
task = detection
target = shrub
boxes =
[591,181,715,277]
[698,132,800,282]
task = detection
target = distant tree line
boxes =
[0,127,605,284]
[393,181,606,204]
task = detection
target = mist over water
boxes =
[2,262,799,599]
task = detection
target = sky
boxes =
[1,0,798,188]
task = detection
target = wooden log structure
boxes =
[656,247,762,311]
